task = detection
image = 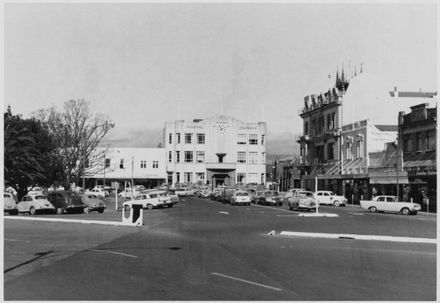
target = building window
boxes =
[237,152,246,163]
[304,122,309,135]
[197,133,205,144]
[261,135,265,145]
[327,143,334,160]
[196,151,205,163]
[105,158,111,168]
[426,130,436,151]
[185,133,192,144]
[346,142,352,160]
[237,173,246,183]
[196,172,205,182]
[168,151,172,163]
[416,132,422,151]
[248,152,258,164]
[356,140,364,158]
[120,159,124,169]
[184,172,192,183]
[184,151,193,162]
[176,133,181,144]
[140,160,147,168]
[262,152,266,164]
[249,134,258,145]
[176,172,180,183]
[404,135,412,152]
[237,134,246,145]
[152,161,159,168]
[168,133,172,144]
[176,151,180,163]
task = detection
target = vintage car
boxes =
[284,188,305,199]
[46,191,87,214]
[166,190,180,205]
[174,187,195,197]
[126,190,171,209]
[198,189,212,198]
[4,192,18,215]
[287,190,319,211]
[256,190,283,206]
[360,195,421,215]
[80,194,107,213]
[17,194,56,215]
[85,188,107,198]
[118,187,143,199]
[230,190,251,206]
[210,188,225,201]
[251,191,265,204]
[314,190,347,207]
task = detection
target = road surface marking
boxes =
[219,211,229,215]
[276,231,436,244]
[253,204,292,213]
[211,272,282,291]
[90,249,138,258]
[4,238,31,243]
[4,216,137,227]
[298,213,338,217]
[348,212,364,216]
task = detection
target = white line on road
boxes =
[211,272,283,291]
[90,249,138,258]
[219,211,229,215]
[348,212,364,216]
[4,238,31,243]
[276,231,436,244]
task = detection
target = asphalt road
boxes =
[4,197,437,300]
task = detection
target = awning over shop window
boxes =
[369,176,409,184]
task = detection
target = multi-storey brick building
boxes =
[165,115,266,188]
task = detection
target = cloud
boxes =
[105,126,164,147]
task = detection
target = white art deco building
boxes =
[165,115,267,187]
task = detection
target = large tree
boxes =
[4,106,55,199]
[34,99,114,188]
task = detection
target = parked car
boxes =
[80,194,107,213]
[222,188,236,204]
[284,188,305,199]
[46,191,86,214]
[119,187,142,199]
[17,194,56,215]
[230,190,251,206]
[360,195,421,215]
[85,188,107,198]
[251,191,266,204]
[127,190,171,210]
[314,190,347,207]
[210,188,225,201]
[174,187,195,197]
[256,190,283,206]
[27,186,45,196]
[287,190,319,211]
[166,190,180,205]
[4,192,18,215]
[198,189,212,198]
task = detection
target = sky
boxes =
[4,2,438,154]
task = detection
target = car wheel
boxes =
[168,204,173,208]
[98,209,104,213]
[83,207,90,214]
[334,201,340,207]
[147,204,153,210]
[369,206,377,213]
[29,207,36,215]
[401,208,410,215]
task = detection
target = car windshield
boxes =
[236,192,248,196]
[298,192,313,198]
[328,192,336,196]
[265,191,279,196]
[4,193,11,198]
[35,195,47,200]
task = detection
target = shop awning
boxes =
[369,175,409,184]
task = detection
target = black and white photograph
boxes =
[2,1,437,300]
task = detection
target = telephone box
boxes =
[122,202,143,226]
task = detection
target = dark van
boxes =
[47,191,86,214]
